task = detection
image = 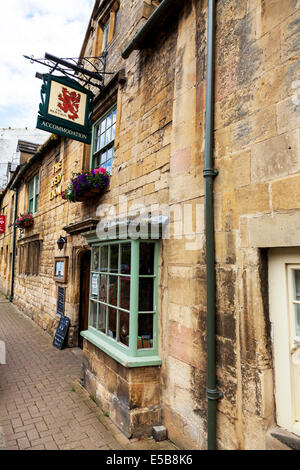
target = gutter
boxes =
[9,187,18,302]
[203,0,222,450]
[121,0,182,59]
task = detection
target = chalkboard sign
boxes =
[53,315,70,350]
[57,287,65,316]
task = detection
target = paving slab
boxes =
[0,297,177,451]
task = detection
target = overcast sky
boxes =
[0,0,95,129]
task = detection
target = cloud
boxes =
[0,0,95,128]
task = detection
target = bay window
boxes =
[81,239,161,367]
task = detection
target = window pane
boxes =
[139,243,155,275]
[110,245,119,273]
[91,274,99,300]
[294,270,300,301]
[113,108,117,124]
[99,275,108,303]
[28,199,33,214]
[105,129,111,145]
[139,278,154,311]
[34,194,38,213]
[107,147,113,161]
[100,246,108,272]
[28,180,34,199]
[295,304,300,336]
[107,113,112,128]
[35,175,39,195]
[120,277,130,311]
[90,301,98,328]
[100,133,105,148]
[108,307,117,339]
[138,314,153,349]
[101,151,107,164]
[106,159,112,174]
[98,304,106,333]
[119,311,129,346]
[121,243,131,274]
[100,120,106,134]
[92,247,99,271]
[108,275,118,306]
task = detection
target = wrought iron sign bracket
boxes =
[24,52,114,90]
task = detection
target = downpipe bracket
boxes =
[207,388,223,401]
[203,168,218,178]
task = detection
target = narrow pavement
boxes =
[0,298,176,451]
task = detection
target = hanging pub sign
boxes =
[0,215,5,234]
[36,74,94,144]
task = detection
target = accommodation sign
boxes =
[37,74,94,144]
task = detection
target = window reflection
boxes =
[110,244,119,273]
[109,275,118,306]
[93,247,99,271]
[139,243,154,275]
[139,278,154,311]
[138,314,153,349]
[98,304,106,333]
[100,245,108,272]
[108,307,117,340]
[90,301,97,328]
[121,243,131,274]
[120,277,130,311]
[119,312,129,346]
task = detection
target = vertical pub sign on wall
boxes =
[0,215,5,234]
[37,74,94,144]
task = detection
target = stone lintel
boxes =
[241,212,300,248]
[63,218,99,236]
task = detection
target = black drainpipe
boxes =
[10,187,18,302]
[203,0,222,450]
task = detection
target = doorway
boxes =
[78,251,91,349]
[269,248,300,436]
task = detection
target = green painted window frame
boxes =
[28,173,39,215]
[81,239,161,368]
[90,104,117,175]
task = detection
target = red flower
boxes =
[94,167,107,175]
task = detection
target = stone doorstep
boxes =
[267,427,300,450]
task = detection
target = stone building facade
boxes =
[1,0,300,450]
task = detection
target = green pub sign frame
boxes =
[37,74,94,144]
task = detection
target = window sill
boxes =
[80,329,162,368]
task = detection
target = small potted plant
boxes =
[62,167,110,202]
[15,213,34,229]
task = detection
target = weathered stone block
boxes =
[277,96,300,134]
[272,174,300,211]
[280,8,300,62]
[152,425,168,441]
[251,129,299,183]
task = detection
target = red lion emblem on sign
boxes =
[57,87,81,121]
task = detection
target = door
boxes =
[78,251,91,349]
[269,248,300,436]
[287,266,300,426]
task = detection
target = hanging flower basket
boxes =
[62,167,110,203]
[15,213,34,229]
